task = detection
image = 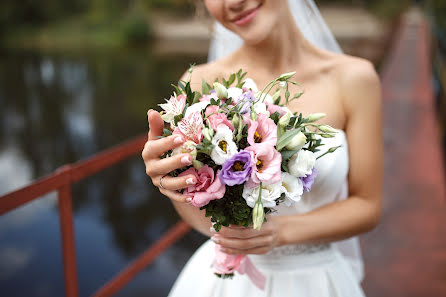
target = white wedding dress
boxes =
[168,130,366,297]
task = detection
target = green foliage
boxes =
[121,13,152,44]
[201,184,253,232]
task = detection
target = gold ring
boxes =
[159,175,167,190]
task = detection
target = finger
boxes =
[212,226,263,239]
[159,187,191,203]
[143,135,185,158]
[155,174,197,191]
[147,153,193,176]
[212,234,273,250]
[148,110,165,140]
[220,246,271,255]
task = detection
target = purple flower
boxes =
[218,151,253,186]
[300,168,318,192]
[235,91,256,114]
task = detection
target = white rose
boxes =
[288,149,316,177]
[227,87,243,102]
[242,78,259,92]
[210,124,238,165]
[184,101,209,118]
[285,131,307,151]
[281,172,304,206]
[242,182,282,208]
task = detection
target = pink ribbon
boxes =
[213,244,266,290]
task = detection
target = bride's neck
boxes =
[236,10,311,76]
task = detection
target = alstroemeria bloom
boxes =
[242,181,282,208]
[210,124,238,165]
[245,143,282,187]
[159,94,186,126]
[175,112,203,144]
[179,166,225,207]
[205,105,234,131]
[281,172,304,206]
[247,113,277,146]
[184,100,209,119]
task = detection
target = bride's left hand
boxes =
[210,216,285,255]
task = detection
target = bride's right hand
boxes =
[142,110,197,203]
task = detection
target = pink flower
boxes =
[213,244,244,274]
[245,144,282,188]
[205,105,234,131]
[176,112,203,144]
[247,113,277,146]
[266,102,287,116]
[200,92,218,102]
[179,165,226,207]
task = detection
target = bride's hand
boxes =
[142,110,197,203]
[210,216,285,255]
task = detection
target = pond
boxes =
[0,46,208,297]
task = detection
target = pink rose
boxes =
[205,105,234,131]
[245,143,282,188]
[266,102,287,116]
[247,113,277,146]
[213,244,244,274]
[179,165,226,207]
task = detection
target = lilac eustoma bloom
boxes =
[235,91,256,114]
[218,151,253,186]
[301,168,318,192]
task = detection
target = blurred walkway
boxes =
[361,8,446,297]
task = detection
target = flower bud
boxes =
[285,131,307,151]
[250,109,257,121]
[321,133,335,138]
[193,160,204,170]
[213,82,228,99]
[306,113,326,123]
[278,71,296,81]
[318,125,338,134]
[202,127,214,142]
[252,200,265,230]
[231,114,240,130]
[278,111,292,127]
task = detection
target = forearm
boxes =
[171,200,213,237]
[277,195,381,246]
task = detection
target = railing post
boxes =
[59,182,80,297]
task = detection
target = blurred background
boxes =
[0,1,444,297]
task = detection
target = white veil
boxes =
[207,0,364,283]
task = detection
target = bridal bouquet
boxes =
[158,68,340,289]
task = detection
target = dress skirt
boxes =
[168,240,366,297]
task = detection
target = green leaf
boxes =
[276,127,302,151]
[192,91,201,104]
[202,79,211,94]
[228,73,236,86]
[163,128,172,136]
[280,149,299,160]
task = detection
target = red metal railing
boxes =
[0,134,191,297]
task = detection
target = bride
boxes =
[142,0,382,296]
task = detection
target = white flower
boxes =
[285,131,307,151]
[242,182,282,208]
[281,172,304,206]
[171,140,197,160]
[159,94,186,126]
[210,124,238,165]
[184,100,209,118]
[242,78,258,92]
[278,110,293,127]
[288,150,316,177]
[253,101,270,116]
[227,87,243,101]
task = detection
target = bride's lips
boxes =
[231,5,261,27]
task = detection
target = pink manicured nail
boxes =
[186,178,196,185]
[186,197,192,203]
[174,136,184,145]
[181,156,191,164]
[211,236,220,243]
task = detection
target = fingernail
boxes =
[181,156,191,165]
[211,236,220,243]
[186,197,192,203]
[186,178,196,185]
[174,136,184,145]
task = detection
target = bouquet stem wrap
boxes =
[213,244,266,290]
